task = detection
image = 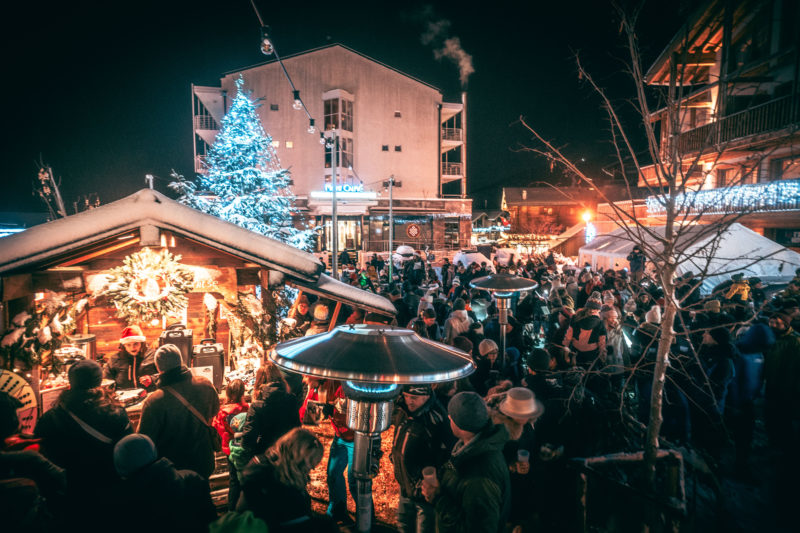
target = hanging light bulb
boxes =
[319,132,327,145]
[308,118,316,134]
[260,26,273,55]
[292,90,302,110]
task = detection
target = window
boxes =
[341,100,353,132]
[325,137,353,168]
[272,140,280,148]
[772,157,800,181]
[394,111,402,118]
[394,145,402,152]
[382,145,389,151]
[270,104,279,111]
[324,99,339,130]
[285,141,293,149]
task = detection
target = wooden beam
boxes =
[328,301,342,332]
[59,237,140,267]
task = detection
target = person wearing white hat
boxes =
[103,325,157,390]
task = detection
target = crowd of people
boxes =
[2,246,799,532]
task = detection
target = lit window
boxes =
[272,140,280,148]
[286,141,293,149]
[270,104,279,111]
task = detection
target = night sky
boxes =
[3,0,689,215]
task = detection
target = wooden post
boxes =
[328,301,342,331]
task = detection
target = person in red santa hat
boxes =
[103,325,158,390]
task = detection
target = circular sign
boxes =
[406,224,421,238]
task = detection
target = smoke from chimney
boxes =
[418,12,474,88]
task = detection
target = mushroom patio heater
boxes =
[271,324,475,532]
[470,274,538,366]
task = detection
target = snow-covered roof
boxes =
[0,189,396,316]
[0,189,321,280]
[291,274,396,316]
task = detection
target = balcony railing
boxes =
[441,128,463,142]
[194,155,208,173]
[676,95,798,154]
[193,115,219,130]
[441,162,463,175]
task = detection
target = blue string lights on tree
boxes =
[170,77,314,251]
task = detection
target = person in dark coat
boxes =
[1,391,67,531]
[240,362,302,463]
[34,360,132,527]
[112,434,216,533]
[391,385,455,533]
[137,344,220,479]
[238,427,337,533]
[422,392,510,533]
[102,325,158,390]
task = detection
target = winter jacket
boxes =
[34,394,132,493]
[391,395,455,499]
[434,423,511,533]
[444,310,473,345]
[112,457,216,533]
[103,348,157,390]
[213,401,249,456]
[241,381,301,459]
[138,367,220,478]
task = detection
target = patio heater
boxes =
[271,324,475,533]
[470,274,538,366]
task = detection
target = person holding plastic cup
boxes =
[391,385,454,533]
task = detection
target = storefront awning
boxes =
[290,273,396,317]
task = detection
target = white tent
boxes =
[579,223,800,294]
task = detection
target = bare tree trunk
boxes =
[644,267,678,488]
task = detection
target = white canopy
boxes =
[579,223,800,294]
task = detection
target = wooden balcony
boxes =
[676,95,798,154]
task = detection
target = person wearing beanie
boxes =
[391,384,454,533]
[304,302,331,336]
[138,344,220,479]
[444,298,474,346]
[111,434,216,533]
[103,325,158,390]
[34,359,132,525]
[422,391,510,533]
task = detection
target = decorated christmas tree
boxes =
[170,77,313,250]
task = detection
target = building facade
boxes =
[639,0,800,248]
[192,44,471,254]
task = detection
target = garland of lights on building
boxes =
[104,248,195,324]
[646,179,800,215]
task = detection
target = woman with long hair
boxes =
[238,427,335,532]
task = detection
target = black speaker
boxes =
[192,339,224,391]
[159,324,193,366]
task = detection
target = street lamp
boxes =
[382,176,401,282]
[322,130,341,276]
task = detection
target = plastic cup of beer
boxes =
[517,449,530,464]
[422,466,438,487]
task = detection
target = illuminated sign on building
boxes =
[324,183,364,193]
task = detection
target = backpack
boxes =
[227,412,250,474]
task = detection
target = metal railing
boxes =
[441,128,463,142]
[194,155,207,173]
[361,240,464,252]
[441,162,463,175]
[676,95,798,154]
[193,115,219,130]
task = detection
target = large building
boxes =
[639,0,800,248]
[192,44,472,254]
